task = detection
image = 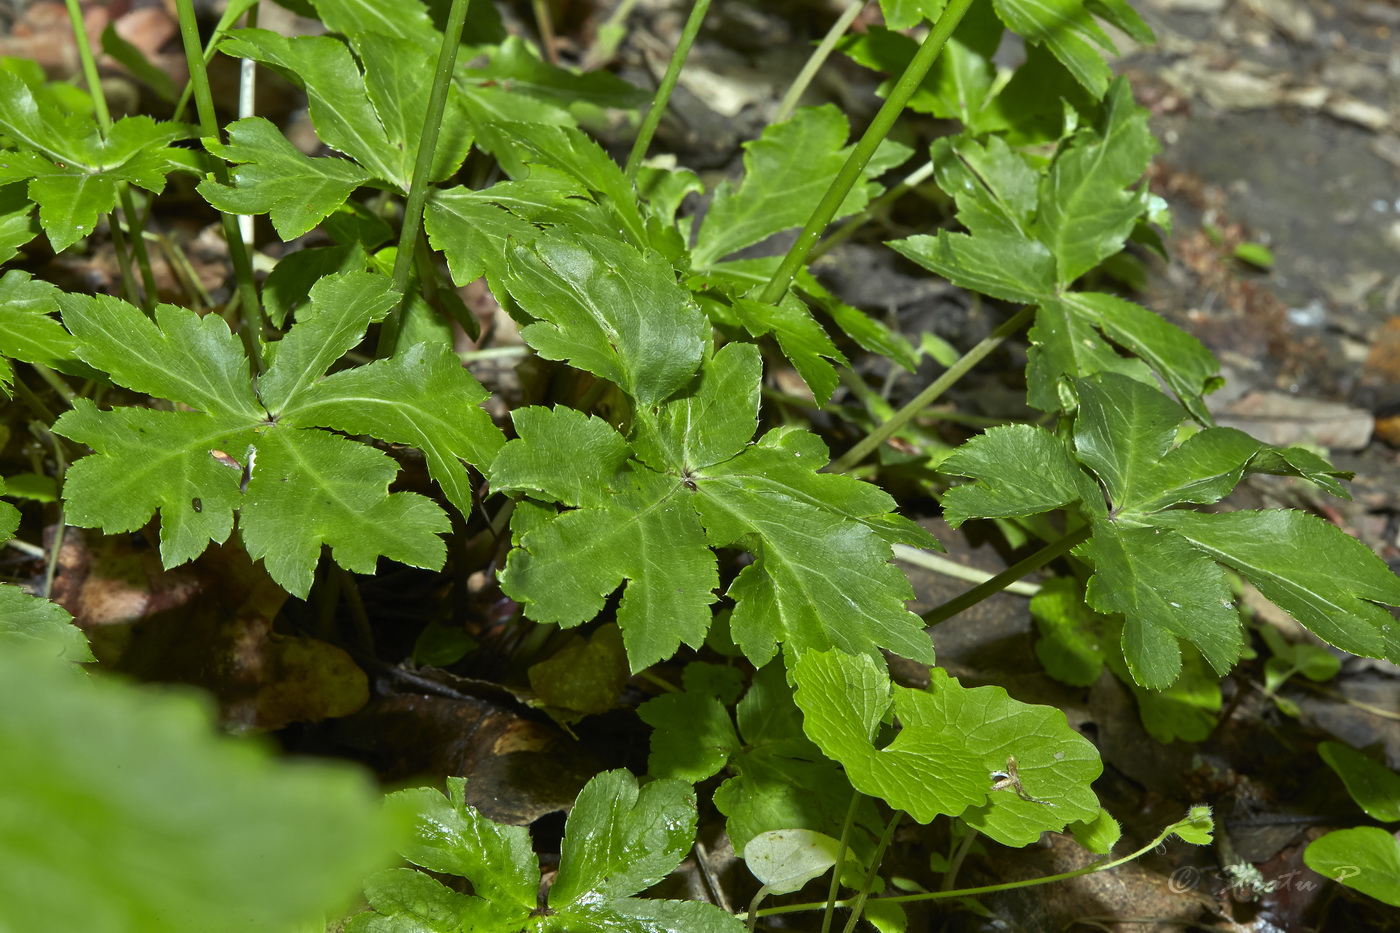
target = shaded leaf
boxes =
[640,692,740,782]
[693,105,910,267]
[1318,741,1400,823]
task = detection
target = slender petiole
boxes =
[376,0,473,358]
[175,0,266,373]
[624,0,712,181]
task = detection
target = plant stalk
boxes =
[759,0,976,306]
[821,791,863,933]
[63,0,160,309]
[840,811,901,933]
[749,813,1201,918]
[828,304,1033,473]
[774,1,867,124]
[376,0,473,358]
[175,0,265,373]
[921,525,1090,626]
[809,159,934,262]
[623,0,712,181]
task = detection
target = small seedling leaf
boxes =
[743,828,845,895]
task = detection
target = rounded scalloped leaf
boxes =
[792,650,1102,845]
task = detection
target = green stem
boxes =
[840,811,901,933]
[63,0,159,309]
[118,188,160,309]
[175,0,265,373]
[42,437,67,600]
[752,814,1199,918]
[921,526,1090,626]
[809,159,934,262]
[774,1,867,124]
[758,0,976,306]
[821,791,863,933]
[623,0,711,181]
[376,0,472,358]
[827,304,1033,473]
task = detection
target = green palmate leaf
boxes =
[889,230,1057,304]
[386,780,539,909]
[1049,291,1221,422]
[839,1,1003,129]
[1318,741,1400,822]
[1148,509,1400,663]
[199,118,372,240]
[940,423,1102,526]
[942,371,1396,688]
[487,122,648,244]
[1305,828,1400,907]
[1078,524,1240,688]
[0,72,195,251]
[0,182,39,262]
[353,867,481,933]
[0,644,395,933]
[500,230,706,407]
[217,29,471,192]
[551,770,696,905]
[365,771,743,933]
[1027,296,1157,412]
[492,406,718,669]
[0,271,94,378]
[732,295,846,405]
[793,650,1102,844]
[692,105,911,267]
[1035,79,1158,287]
[424,171,581,285]
[991,0,1121,97]
[492,343,935,671]
[640,692,740,782]
[714,662,882,858]
[53,273,504,596]
[930,134,1039,241]
[459,35,648,112]
[289,341,504,517]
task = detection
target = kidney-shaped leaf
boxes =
[793,650,1102,845]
